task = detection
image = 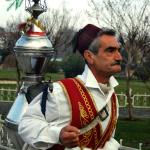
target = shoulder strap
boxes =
[40,83,49,116]
[25,82,53,116]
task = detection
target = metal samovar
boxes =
[5,0,54,149]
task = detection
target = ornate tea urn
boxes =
[14,25,54,83]
[14,0,53,83]
[5,0,54,149]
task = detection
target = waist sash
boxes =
[49,78,117,150]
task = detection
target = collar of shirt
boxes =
[77,65,119,102]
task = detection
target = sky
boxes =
[0,0,90,28]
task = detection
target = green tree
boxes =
[62,53,85,78]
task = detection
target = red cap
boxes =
[72,24,101,55]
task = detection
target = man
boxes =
[18,24,123,150]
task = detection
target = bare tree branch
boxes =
[87,0,150,119]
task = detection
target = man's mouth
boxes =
[111,61,121,66]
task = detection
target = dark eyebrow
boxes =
[107,46,116,49]
[104,46,121,53]
[105,46,119,51]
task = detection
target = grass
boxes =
[0,69,18,80]
[0,69,150,93]
[0,72,64,88]
[116,118,150,150]
[115,79,150,94]
[0,70,150,104]
[45,72,65,81]
[0,70,65,81]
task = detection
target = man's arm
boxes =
[18,92,62,149]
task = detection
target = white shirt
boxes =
[18,65,120,150]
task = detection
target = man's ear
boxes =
[83,50,94,64]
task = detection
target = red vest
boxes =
[48,78,117,150]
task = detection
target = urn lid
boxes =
[14,17,54,56]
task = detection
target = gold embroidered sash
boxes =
[58,78,117,150]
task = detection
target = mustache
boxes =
[111,61,121,66]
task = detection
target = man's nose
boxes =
[115,51,123,61]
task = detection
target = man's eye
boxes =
[107,48,115,52]
[106,47,121,53]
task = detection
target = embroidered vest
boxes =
[48,78,117,150]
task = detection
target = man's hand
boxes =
[59,125,80,148]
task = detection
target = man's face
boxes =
[90,35,123,77]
